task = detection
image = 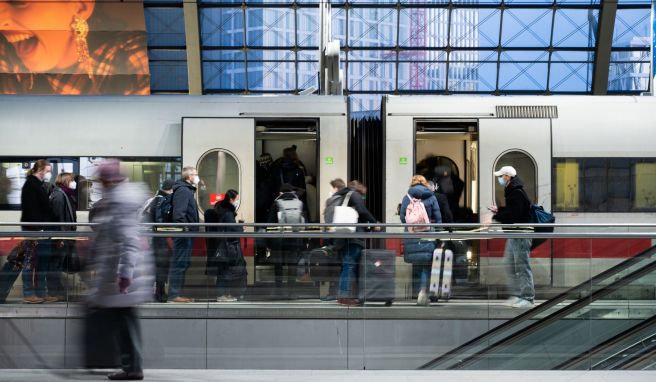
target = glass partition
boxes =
[0,222,654,371]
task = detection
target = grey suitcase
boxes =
[359,249,395,306]
[429,246,453,301]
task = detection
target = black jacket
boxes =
[171,180,199,230]
[50,187,77,231]
[206,200,246,280]
[435,192,454,224]
[333,186,377,248]
[267,192,305,253]
[21,175,52,231]
[493,176,531,225]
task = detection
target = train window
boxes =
[633,162,656,211]
[494,151,536,207]
[554,158,656,213]
[197,150,240,214]
[0,158,78,210]
[79,157,181,210]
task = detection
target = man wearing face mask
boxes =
[20,159,55,304]
[488,166,534,309]
[167,167,200,303]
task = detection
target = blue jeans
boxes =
[168,237,193,299]
[504,238,535,302]
[338,243,362,298]
[405,252,432,290]
[22,240,50,298]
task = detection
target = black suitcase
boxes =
[0,260,21,303]
[359,249,395,306]
[308,246,341,283]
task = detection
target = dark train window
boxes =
[197,150,240,214]
[553,158,656,213]
[494,151,536,208]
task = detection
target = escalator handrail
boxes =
[604,330,656,370]
[555,314,656,369]
[449,256,656,370]
[420,243,656,370]
[614,345,656,370]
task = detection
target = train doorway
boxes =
[414,120,479,287]
[414,120,479,224]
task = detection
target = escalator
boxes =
[421,243,656,370]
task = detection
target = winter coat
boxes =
[20,175,52,231]
[171,180,199,231]
[267,192,305,256]
[50,187,77,231]
[87,181,154,307]
[209,200,247,281]
[333,186,378,248]
[400,184,441,255]
[493,176,531,227]
[435,192,454,224]
[400,185,442,225]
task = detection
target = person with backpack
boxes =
[267,183,305,298]
[334,180,378,306]
[400,175,442,306]
[489,166,534,309]
[48,172,79,301]
[168,167,200,303]
[142,179,174,302]
[20,159,54,304]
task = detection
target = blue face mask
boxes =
[497,176,506,187]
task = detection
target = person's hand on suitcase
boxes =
[118,277,131,294]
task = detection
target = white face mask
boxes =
[43,172,52,182]
[192,175,200,186]
[232,199,241,210]
[497,176,506,187]
[68,181,77,190]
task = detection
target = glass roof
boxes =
[142,0,651,109]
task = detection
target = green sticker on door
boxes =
[325,156,334,165]
[399,157,408,165]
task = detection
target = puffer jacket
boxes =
[400,184,441,256]
[87,181,154,307]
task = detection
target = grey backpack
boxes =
[276,196,305,227]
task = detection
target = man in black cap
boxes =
[150,179,174,302]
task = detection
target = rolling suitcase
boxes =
[429,245,453,301]
[359,249,395,306]
[308,246,341,283]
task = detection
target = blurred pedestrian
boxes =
[86,159,153,380]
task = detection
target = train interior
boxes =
[414,120,480,288]
[253,119,320,293]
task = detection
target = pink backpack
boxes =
[405,194,430,232]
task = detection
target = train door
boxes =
[181,118,255,223]
[414,120,479,224]
[478,118,552,287]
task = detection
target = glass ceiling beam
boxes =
[184,0,203,95]
[592,0,617,95]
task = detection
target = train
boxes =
[1,94,655,297]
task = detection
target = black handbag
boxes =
[215,239,242,265]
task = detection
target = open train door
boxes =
[182,118,255,224]
[479,113,553,286]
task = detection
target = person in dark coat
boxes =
[267,183,305,298]
[335,180,378,306]
[207,190,247,302]
[400,175,442,306]
[150,179,174,302]
[20,159,53,304]
[48,172,79,300]
[167,166,200,303]
[255,153,275,223]
[490,166,534,309]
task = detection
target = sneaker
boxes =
[511,298,534,309]
[43,296,60,303]
[217,295,237,303]
[168,297,192,303]
[23,296,44,304]
[337,298,362,306]
[504,296,521,306]
[107,371,144,380]
[417,290,429,306]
